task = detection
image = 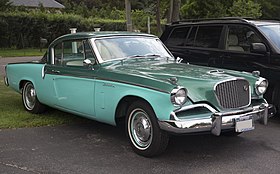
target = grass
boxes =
[0,48,47,57]
[0,79,88,129]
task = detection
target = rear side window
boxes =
[166,27,190,46]
[193,26,223,48]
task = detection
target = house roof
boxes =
[10,0,65,9]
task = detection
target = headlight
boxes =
[255,77,268,95]
[171,87,187,106]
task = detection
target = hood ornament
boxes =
[208,70,224,74]
[252,71,260,77]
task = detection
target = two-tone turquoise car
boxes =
[4,32,275,157]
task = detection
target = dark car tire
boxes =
[126,100,169,157]
[222,131,243,136]
[22,81,46,114]
[271,83,280,112]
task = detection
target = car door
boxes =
[165,25,225,66]
[163,26,191,61]
[184,25,226,66]
[44,39,98,117]
[216,24,270,74]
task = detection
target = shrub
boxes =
[0,11,126,48]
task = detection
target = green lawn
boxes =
[0,48,47,57]
[0,79,87,129]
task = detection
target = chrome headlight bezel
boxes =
[255,77,268,95]
[170,87,188,106]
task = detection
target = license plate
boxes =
[235,115,254,132]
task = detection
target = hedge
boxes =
[0,11,126,48]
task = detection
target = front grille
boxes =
[215,79,250,109]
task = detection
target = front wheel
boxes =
[126,101,169,157]
[22,82,46,114]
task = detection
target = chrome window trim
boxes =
[51,47,55,65]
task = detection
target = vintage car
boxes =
[4,32,275,157]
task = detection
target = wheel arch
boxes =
[115,95,154,127]
[19,79,32,92]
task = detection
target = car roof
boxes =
[169,17,280,27]
[50,31,156,47]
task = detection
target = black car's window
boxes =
[258,24,280,51]
[193,26,223,48]
[185,26,197,46]
[226,25,263,52]
[53,40,96,67]
[166,27,190,46]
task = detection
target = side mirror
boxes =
[251,43,267,54]
[83,59,94,70]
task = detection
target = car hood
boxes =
[100,59,257,106]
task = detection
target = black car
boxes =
[160,17,280,112]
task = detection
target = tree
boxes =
[0,0,11,11]
[180,0,228,19]
[125,0,132,31]
[228,0,262,18]
[156,0,161,34]
[180,0,263,19]
[257,0,280,19]
[168,0,181,23]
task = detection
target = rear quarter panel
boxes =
[6,63,55,106]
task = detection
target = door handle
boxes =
[51,70,60,74]
[220,55,231,59]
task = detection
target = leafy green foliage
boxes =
[180,0,262,19]
[181,0,228,19]
[258,0,280,19]
[0,11,126,48]
[229,0,262,18]
[0,0,11,11]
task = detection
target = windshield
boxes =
[258,24,280,51]
[93,36,173,62]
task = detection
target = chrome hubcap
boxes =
[23,83,36,110]
[129,109,152,150]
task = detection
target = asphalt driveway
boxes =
[1,119,280,174]
[0,56,41,77]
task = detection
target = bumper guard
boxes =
[159,103,275,136]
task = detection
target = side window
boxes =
[63,40,84,61]
[53,40,96,67]
[194,26,223,48]
[166,27,190,46]
[227,25,263,52]
[186,26,197,46]
[84,40,95,61]
[54,43,62,65]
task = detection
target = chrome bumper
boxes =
[4,76,9,86]
[159,103,275,136]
